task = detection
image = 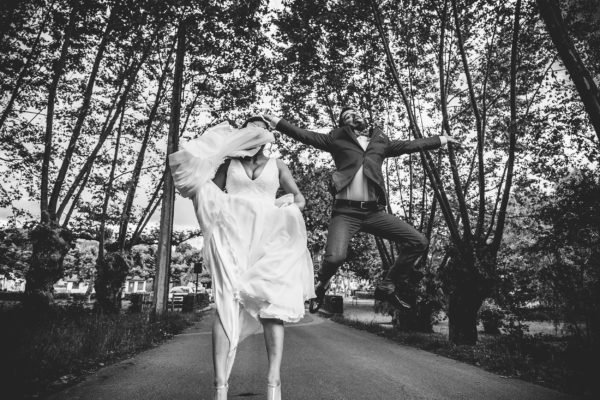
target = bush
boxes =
[516,307,554,322]
[332,315,596,396]
[0,291,24,301]
[71,293,90,301]
[479,302,505,334]
[53,292,71,300]
[0,304,198,398]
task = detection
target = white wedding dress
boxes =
[169,122,315,376]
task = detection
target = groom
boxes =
[263,108,460,312]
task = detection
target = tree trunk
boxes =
[447,288,483,345]
[451,0,485,237]
[40,4,78,221]
[117,40,175,249]
[153,19,186,316]
[537,0,600,143]
[492,0,522,250]
[130,173,165,245]
[55,26,159,221]
[441,244,498,344]
[26,5,78,311]
[94,109,125,313]
[61,164,92,228]
[94,251,130,313]
[24,223,72,310]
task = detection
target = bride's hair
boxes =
[242,116,268,128]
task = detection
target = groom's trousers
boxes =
[317,201,429,286]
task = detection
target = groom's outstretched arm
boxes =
[263,115,332,152]
[385,136,444,157]
[385,133,461,157]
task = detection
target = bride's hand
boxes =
[293,201,305,212]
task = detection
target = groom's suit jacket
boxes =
[275,119,443,205]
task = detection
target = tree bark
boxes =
[153,19,186,316]
[537,0,600,143]
[94,251,130,313]
[24,223,72,310]
[447,285,483,345]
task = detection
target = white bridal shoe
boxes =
[213,384,228,400]
[267,382,281,400]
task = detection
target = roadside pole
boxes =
[153,18,186,316]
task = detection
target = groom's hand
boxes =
[262,114,280,130]
[442,134,462,148]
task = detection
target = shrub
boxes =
[479,302,505,334]
[0,291,24,301]
[0,304,198,398]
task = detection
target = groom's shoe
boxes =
[374,280,411,310]
[308,280,329,314]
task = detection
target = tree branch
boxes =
[451,0,486,239]
[493,0,522,251]
[369,0,462,247]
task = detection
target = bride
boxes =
[169,116,315,400]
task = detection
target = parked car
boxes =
[168,286,194,301]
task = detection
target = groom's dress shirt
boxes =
[335,134,377,201]
[335,134,447,202]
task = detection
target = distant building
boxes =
[54,275,91,294]
[0,274,25,292]
[123,276,152,293]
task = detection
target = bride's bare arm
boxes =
[276,159,305,211]
[212,160,230,191]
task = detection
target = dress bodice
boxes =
[226,158,279,201]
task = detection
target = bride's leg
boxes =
[212,312,230,387]
[261,318,284,386]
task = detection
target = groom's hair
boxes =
[338,106,356,127]
[242,116,267,128]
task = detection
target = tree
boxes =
[534,169,600,344]
[25,0,82,309]
[0,227,32,280]
[536,0,600,142]
[270,0,589,344]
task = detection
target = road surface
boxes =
[48,310,579,400]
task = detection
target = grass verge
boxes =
[0,304,202,399]
[331,315,597,397]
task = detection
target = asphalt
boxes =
[46,309,579,400]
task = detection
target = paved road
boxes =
[48,311,579,400]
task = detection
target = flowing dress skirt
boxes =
[192,182,314,375]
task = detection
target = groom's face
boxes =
[341,109,367,131]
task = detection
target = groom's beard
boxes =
[354,120,368,132]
